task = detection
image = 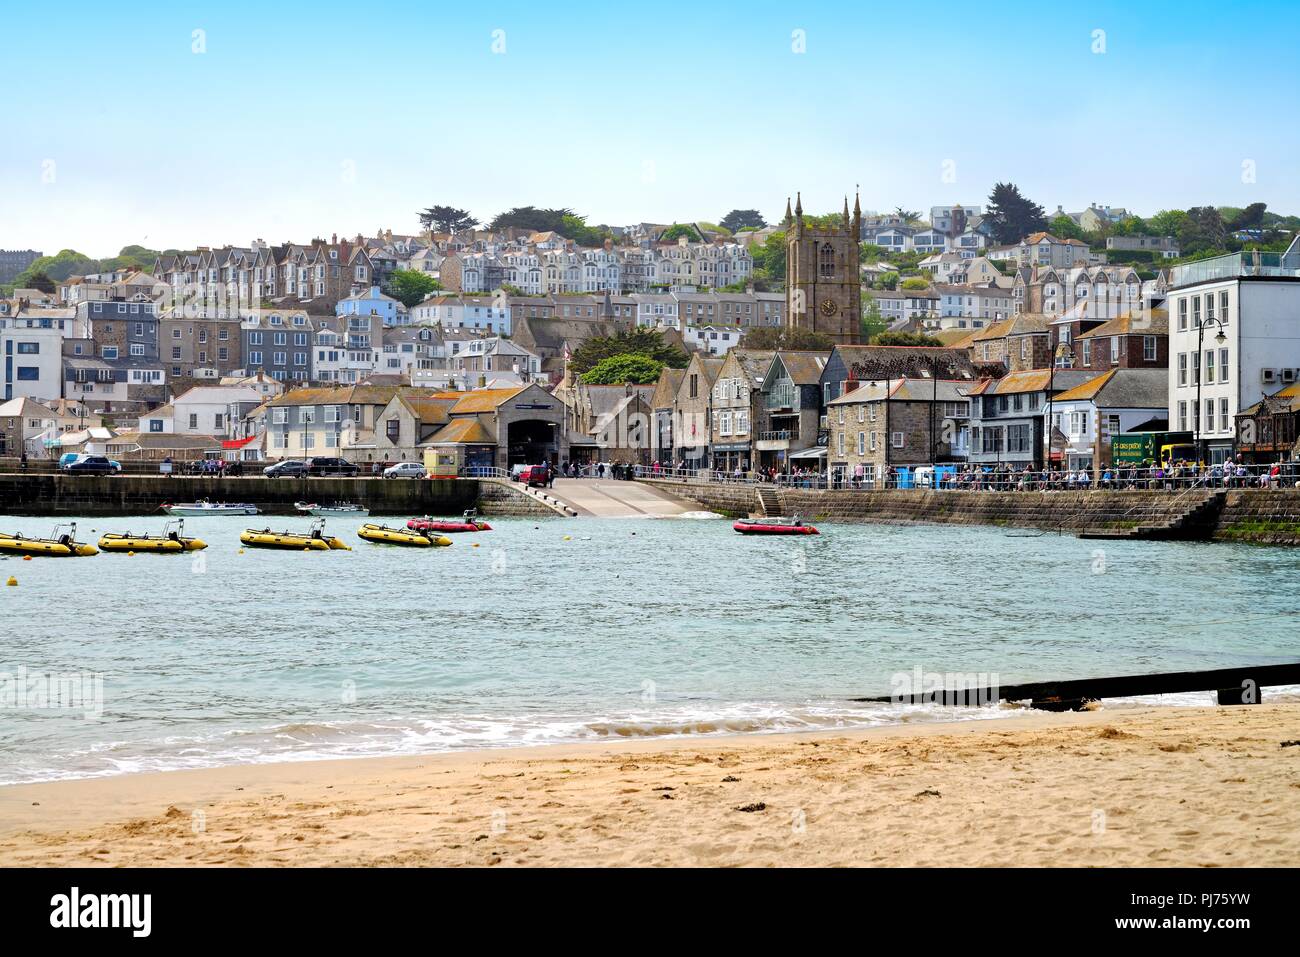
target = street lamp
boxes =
[1044,342,1076,470]
[1194,316,1228,465]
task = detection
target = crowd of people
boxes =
[635,456,1298,492]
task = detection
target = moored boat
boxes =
[407,509,491,533]
[295,501,369,517]
[0,523,99,557]
[358,523,452,547]
[240,519,351,551]
[99,519,207,553]
[163,500,259,516]
[733,516,819,535]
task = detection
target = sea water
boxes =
[1,513,1297,784]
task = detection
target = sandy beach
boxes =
[1,704,1297,867]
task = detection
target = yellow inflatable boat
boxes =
[240,519,351,551]
[98,520,207,553]
[357,523,452,547]
[0,523,98,557]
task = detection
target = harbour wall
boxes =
[638,479,1300,545]
[0,474,552,517]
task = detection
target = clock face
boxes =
[819,298,839,317]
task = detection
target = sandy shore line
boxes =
[2,704,1298,866]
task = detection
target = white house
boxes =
[1049,368,1169,471]
[1167,240,1300,463]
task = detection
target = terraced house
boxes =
[263,384,408,460]
[240,309,316,382]
[708,349,775,472]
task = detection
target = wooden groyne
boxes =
[852,662,1300,711]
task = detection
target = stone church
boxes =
[784,191,862,345]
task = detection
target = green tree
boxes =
[1227,202,1267,232]
[738,327,835,351]
[861,299,888,341]
[384,269,443,306]
[24,270,56,294]
[14,249,97,286]
[1179,207,1228,255]
[719,209,766,233]
[875,271,900,290]
[894,207,922,224]
[570,328,689,376]
[417,205,477,233]
[751,231,786,283]
[1147,209,1189,238]
[985,182,1048,244]
[489,206,573,233]
[1048,214,1085,241]
[580,353,664,385]
[660,224,703,243]
[900,276,929,290]
[871,331,943,347]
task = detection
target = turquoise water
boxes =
[1,513,1298,784]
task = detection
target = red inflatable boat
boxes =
[733,518,819,535]
[407,517,492,533]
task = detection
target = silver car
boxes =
[383,462,427,479]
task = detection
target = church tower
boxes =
[785,190,862,345]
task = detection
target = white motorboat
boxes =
[295,501,369,517]
[162,501,260,516]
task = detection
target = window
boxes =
[16,342,38,354]
[837,430,845,454]
[1081,339,1091,366]
[302,408,315,425]
[1178,400,1187,432]
[891,432,905,449]
[1177,297,1187,330]
[1219,290,1229,324]
[1110,337,1120,363]
[1192,296,1201,328]
[172,346,182,360]
[1178,353,1187,387]
[272,407,287,424]
[1219,348,1229,382]
[102,346,118,359]
[857,405,865,424]
[324,405,341,423]
[869,431,877,451]
[249,351,262,365]
[1205,399,1215,433]
[1205,350,1215,383]
[149,419,163,433]
[818,243,835,278]
[16,367,39,381]
[1143,336,1157,362]
[1219,397,1229,432]
[188,414,198,429]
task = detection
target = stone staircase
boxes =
[755,486,784,517]
[1076,490,1226,540]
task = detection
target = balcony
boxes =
[755,429,791,451]
[765,382,798,411]
[1170,251,1300,287]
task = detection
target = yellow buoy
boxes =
[6,577,16,586]
[238,548,245,554]
[127,550,135,556]
[472,542,480,547]
[22,556,31,561]
[563,535,571,541]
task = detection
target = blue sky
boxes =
[3,0,1298,256]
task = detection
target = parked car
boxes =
[62,455,119,475]
[509,464,530,482]
[306,457,359,477]
[263,460,309,478]
[383,462,427,479]
[519,464,553,488]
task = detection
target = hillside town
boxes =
[3,193,1300,484]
